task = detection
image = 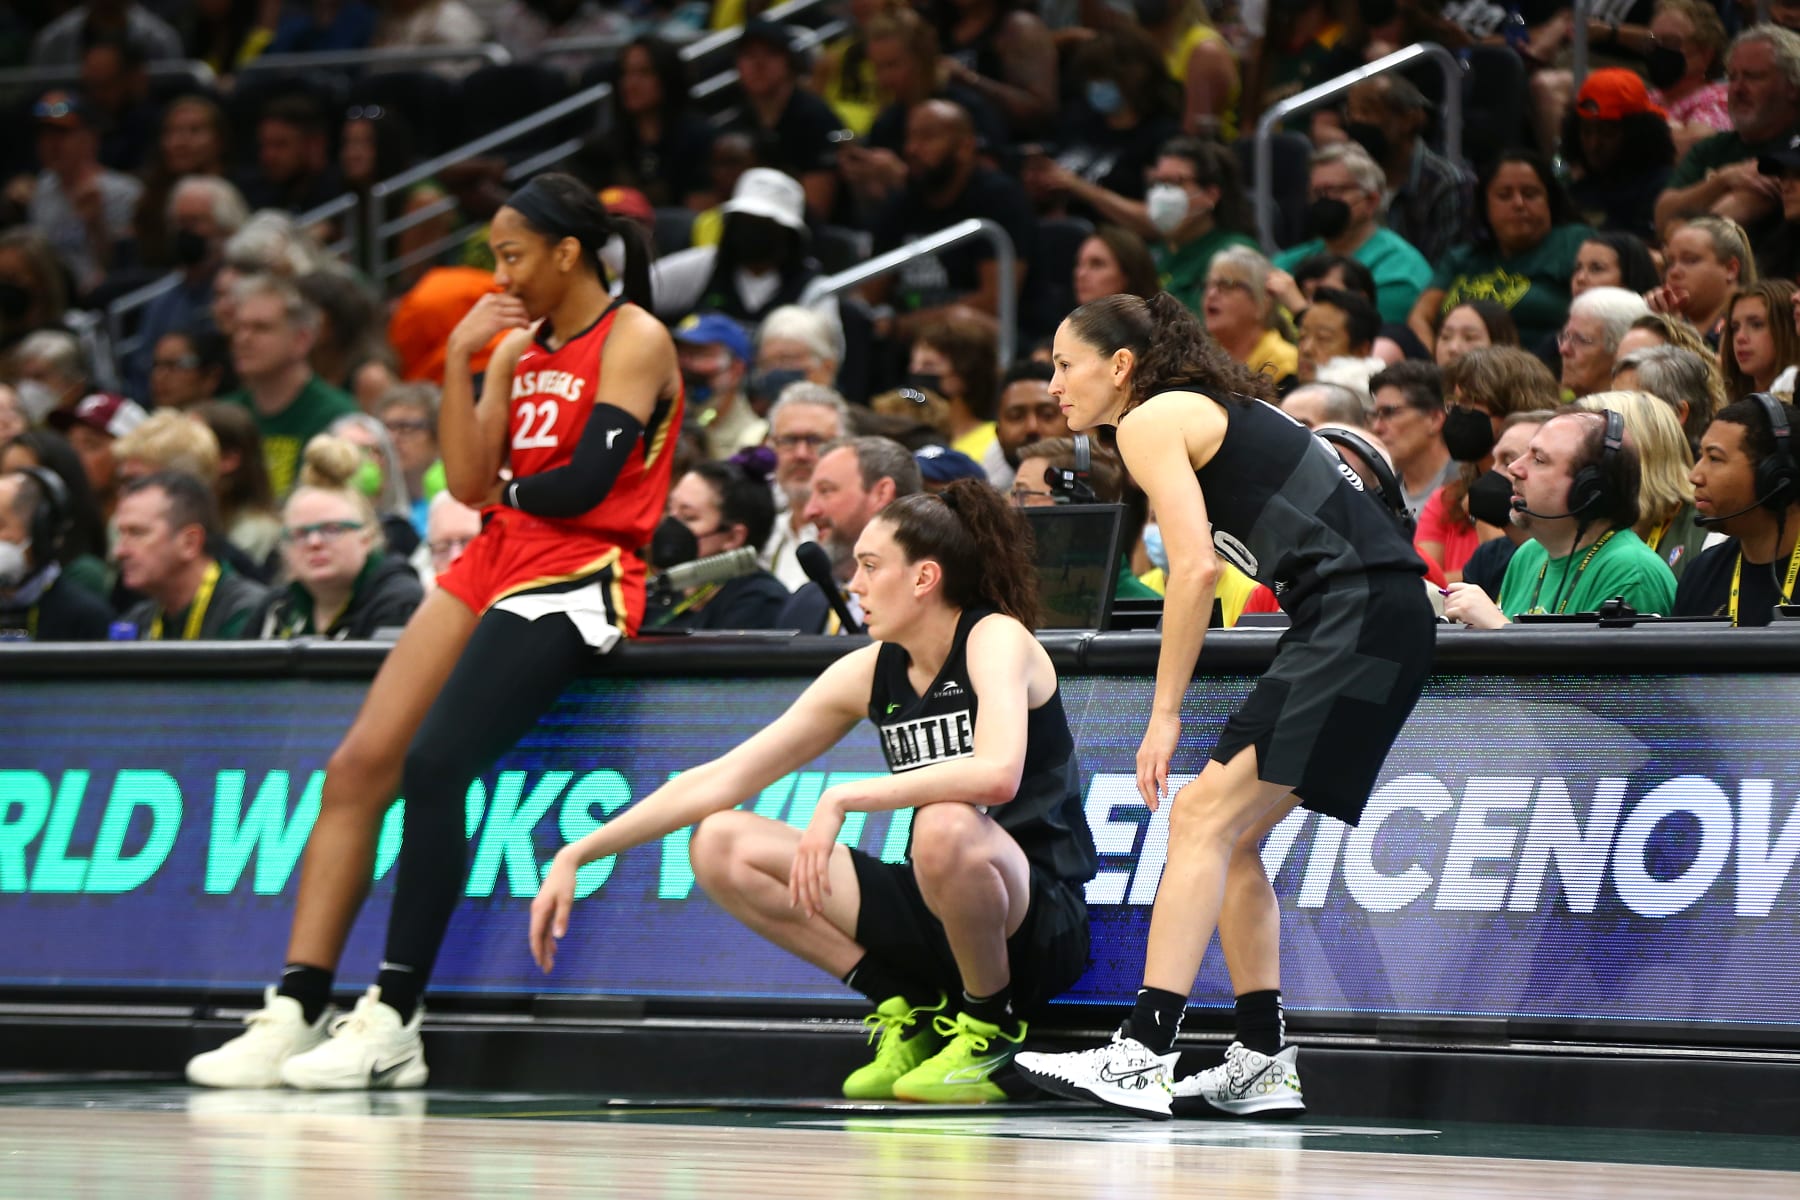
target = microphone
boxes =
[1510,497,1584,520]
[1695,482,1793,527]
[653,546,761,594]
[796,540,862,634]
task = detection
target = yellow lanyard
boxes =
[1645,520,1669,553]
[1529,530,1616,615]
[1728,541,1800,626]
[150,561,221,640]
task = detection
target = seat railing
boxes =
[798,218,1019,367]
[1251,42,1463,255]
[237,43,511,76]
[0,59,215,89]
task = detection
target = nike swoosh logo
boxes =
[942,1054,1012,1083]
[885,703,901,714]
[1098,1062,1163,1085]
[369,1056,415,1086]
[1225,1062,1279,1098]
[605,427,623,448]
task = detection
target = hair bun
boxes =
[299,434,363,490]
[729,444,777,483]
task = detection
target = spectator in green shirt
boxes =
[1273,142,1430,325]
[219,274,357,498]
[1443,410,1677,626]
[1653,24,1800,233]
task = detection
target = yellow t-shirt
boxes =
[1164,23,1239,142]
[1246,329,1298,382]
[1137,563,1257,627]
[819,35,881,136]
[952,422,998,463]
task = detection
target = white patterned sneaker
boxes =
[1014,1034,1177,1119]
[278,987,428,1091]
[186,987,332,1089]
[1171,1041,1305,1116]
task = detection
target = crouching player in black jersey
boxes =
[530,479,1098,1102]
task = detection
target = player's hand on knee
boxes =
[789,800,845,918]
[529,852,577,973]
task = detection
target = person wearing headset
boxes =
[1009,433,1163,604]
[1674,394,1800,625]
[1443,408,1677,627]
[0,467,114,640]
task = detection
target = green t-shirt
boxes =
[1429,224,1593,349]
[1114,557,1161,601]
[1498,528,1677,619]
[1157,228,1259,316]
[224,375,358,498]
[1668,130,1784,190]
[1274,226,1431,324]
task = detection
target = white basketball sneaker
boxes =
[1014,1034,1178,1119]
[186,987,332,1089]
[1171,1041,1306,1117]
[279,987,429,1091]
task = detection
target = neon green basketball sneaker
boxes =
[842,993,949,1100]
[891,1011,1028,1104]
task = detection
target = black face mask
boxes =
[1443,406,1497,462]
[1466,469,1518,528]
[906,371,945,397]
[748,367,808,404]
[1306,197,1352,240]
[1646,45,1688,92]
[0,281,28,322]
[1344,121,1391,163]
[648,515,699,570]
[172,230,211,268]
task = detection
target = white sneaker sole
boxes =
[1014,1060,1173,1121]
[1173,1089,1306,1118]
[280,1054,429,1092]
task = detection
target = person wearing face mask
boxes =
[1342,74,1472,264]
[1644,0,1730,154]
[674,313,768,461]
[651,169,832,330]
[11,329,91,424]
[1272,143,1430,326]
[1135,138,1258,318]
[124,175,247,403]
[0,469,114,641]
[1418,346,1563,582]
[649,455,791,631]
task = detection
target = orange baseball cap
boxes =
[1576,68,1666,121]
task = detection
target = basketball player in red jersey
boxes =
[186,173,684,1091]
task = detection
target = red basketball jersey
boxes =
[506,301,683,545]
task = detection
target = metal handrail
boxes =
[0,59,215,89]
[239,43,510,75]
[364,80,613,285]
[798,218,1019,366]
[1572,0,1590,91]
[692,18,848,103]
[1251,42,1463,254]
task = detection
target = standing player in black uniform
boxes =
[531,480,1097,1102]
[1015,293,1435,1119]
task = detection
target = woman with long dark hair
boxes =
[532,479,1097,1104]
[1014,293,1434,1119]
[601,36,715,210]
[185,173,683,1091]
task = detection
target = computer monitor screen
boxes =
[1022,503,1124,630]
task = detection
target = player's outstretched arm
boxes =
[529,644,877,971]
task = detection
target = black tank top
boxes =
[1190,394,1425,605]
[867,607,1098,885]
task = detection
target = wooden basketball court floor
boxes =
[2,1081,1797,1198]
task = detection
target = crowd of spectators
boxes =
[4,1,1800,641]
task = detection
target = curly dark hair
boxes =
[879,480,1041,630]
[1066,291,1276,419]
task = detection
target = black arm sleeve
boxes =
[503,403,647,519]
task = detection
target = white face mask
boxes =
[14,380,56,421]
[1145,184,1191,237]
[1141,522,1169,573]
[0,539,28,588]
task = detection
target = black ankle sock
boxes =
[375,963,422,1023]
[1235,989,1285,1056]
[1123,986,1187,1054]
[842,955,939,1009]
[277,963,334,1026]
[961,986,1014,1029]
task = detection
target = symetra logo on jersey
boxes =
[879,709,975,772]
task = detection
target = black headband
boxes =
[504,178,611,252]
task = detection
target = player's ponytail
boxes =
[502,173,653,308]
[881,481,1041,630]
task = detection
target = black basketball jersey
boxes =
[867,608,1098,886]
[1190,395,1425,605]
